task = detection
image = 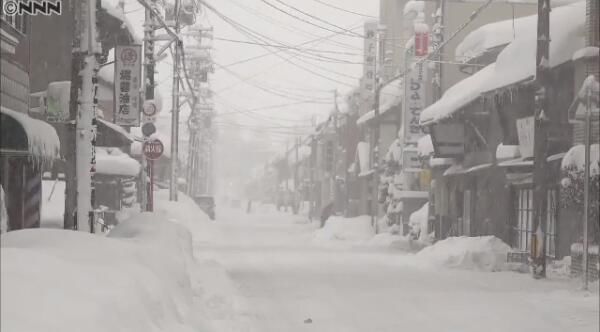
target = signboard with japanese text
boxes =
[516,116,534,158]
[114,45,142,126]
[403,59,428,151]
[362,21,378,95]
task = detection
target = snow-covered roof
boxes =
[455,14,534,62]
[417,135,434,157]
[483,1,586,93]
[572,46,599,62]
[561,144,600,176]
[1,106,60,161]
[420,63,496,125]
[357,80,403,126]
[100,0,141,44]
[96,147,141,177]
[403,0,425,17]
[380,78,403,113]
[98,118,133,143]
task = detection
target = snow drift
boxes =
[415,236,511,271]
[0,213,198,332]
[313,215,375,242]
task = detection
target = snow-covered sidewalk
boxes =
[1,190,251,332]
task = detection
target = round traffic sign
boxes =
[143,100,158,116]
[143,138,164,160]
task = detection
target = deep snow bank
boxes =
[0,213,198,332]
[415,236,511,271]
[313,215,375,242]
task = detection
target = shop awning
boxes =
[97,118,133,146]
[497,157,533,168]
[443,163,493,176]
[0,106,60,161]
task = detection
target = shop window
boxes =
[513,188,533,252]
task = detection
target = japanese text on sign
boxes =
[114,45,142,126]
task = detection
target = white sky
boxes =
[107,0,378,183]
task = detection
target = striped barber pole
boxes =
[23,166,42,228]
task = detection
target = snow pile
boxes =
[0,213,197,332]
[547,256,572,279]
[409,202,432,243]
[415,236,511,271]
[313,215,375,242]
[96,147,141,177]
[385,138,402,162]
[379,78,403,112]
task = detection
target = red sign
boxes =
[143,139,164,160]
[414,32,429,57]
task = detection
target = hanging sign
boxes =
[114,45,142,126]
[516,116,534,158]
[403,59,428,149]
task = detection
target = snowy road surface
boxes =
[194,206,599,332]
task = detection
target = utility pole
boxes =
[142,0,157,211]
[169,0,181,201]
[332,90,340,213]
[582,77,593,290]
[65,0,100,232]
[531,0,551,279]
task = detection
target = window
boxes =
[546,189,558,258]
[513,188,533,252]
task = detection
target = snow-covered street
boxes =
[194,206,599,332]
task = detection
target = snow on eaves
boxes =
[483,1,586,93]
[100,0,142,44]
[561,144,600,176]
[403,0,425,16]
[572,46,599,61]
[420,63,496,125]
[357,79,402,126]
[1,106,60,161]
[96,147,141,177]
[496,144,521,161]
[455,14,534,62]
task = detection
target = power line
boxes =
[270,0,365,37]
[204,3,358,87]
[310,0,377,18]
[224,0,362,51]
[260,0,364,38]
[213,37,361,56]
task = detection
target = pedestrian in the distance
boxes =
[320,202,334,228]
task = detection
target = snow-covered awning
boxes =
[97,118,133,145]
[96,147,141,177]
[0,106,60,161]
[482,1,585,93]
[356,82,402,127]
[443,162,493,176]
[561,144,600,176]
[497,157,534,168]
[456,14,534,63]
[420,63,496,125]
[572,46,599,62]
